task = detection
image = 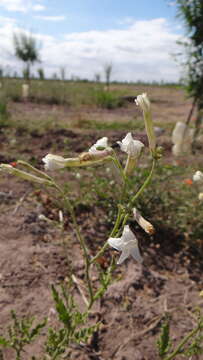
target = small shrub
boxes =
[95,90,124,109]
[0,96,9,127]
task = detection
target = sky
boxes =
[0,0,184,82]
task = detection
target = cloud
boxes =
[34,15,66,21]
[0,0,45,12]
[32,4,46,12]
[0,17,182,82]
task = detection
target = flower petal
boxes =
[130,244,143,263]
[108,237,123,251]
[117,248,130,264]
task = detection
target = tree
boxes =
[13,32,40,81]
[175,0,203,139]
[37,68,45,80]
[103,63,113,90]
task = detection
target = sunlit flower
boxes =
[42,151,112,171]
[42,154,68,171]
[193,171,203,183]
[135,93,156,152]
[108,225,143,265]
[117,132,144,158]
[117,133,144,175]
[89,137,108,153]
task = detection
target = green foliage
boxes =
[37,68,45,80]
[0,310,46,359]
[176,0,203,107]
[157,316,171,358]
[13,32,40,80]
[157,309,203,359]
[45,284,100,359]
[0,95,9,127]
[95,89,124,109]
[94,258,116,300]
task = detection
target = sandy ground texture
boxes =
[1,90,203,359]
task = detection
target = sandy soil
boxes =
[1,90,203,360]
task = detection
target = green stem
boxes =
[165,325,200,360]
[90,205,124,264]
[53,183,94,307]
[129,159,156,208]
[110,151,126,184]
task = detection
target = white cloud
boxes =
[0,17,182,82]
[0,0,45,12]
[32,4,46,11]
[34,15,66,21]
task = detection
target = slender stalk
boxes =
[128,159,156,208]
[53,183,94,306]
[90,205,124,264]
[165,325,201,360]
[186,97,197,126]
[110,150,126,183]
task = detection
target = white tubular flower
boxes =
[193,171,203,183]
[108,225,143,265]
[133,208,155,235]
[117,132,144,158]
[135,93,156,152]
[43,152,112,171]
[117,132,144,176]
[42,154,68,171]
[89,137,108,153]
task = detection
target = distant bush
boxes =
[0,96,9,127]
[95,90,124,109]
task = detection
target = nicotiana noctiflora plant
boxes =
[0,93,161,357]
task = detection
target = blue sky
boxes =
[0,0,183,81]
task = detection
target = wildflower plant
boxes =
[0,93,160,357]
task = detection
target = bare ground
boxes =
[1,89,203,360]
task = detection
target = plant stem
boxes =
[90,205,124,264]
[53,183,94,307]
[128,159,156,208]
[165,325,201,360]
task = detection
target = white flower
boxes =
[89,137,108,153]
[108,225,143,265]
[135,93,156,152]
[193,171,203,183]
[135,93,150,113]
[42,154,67,171]
[117,132,144,158]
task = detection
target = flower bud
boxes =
[0,164,53,186]
[135,93,156,153]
